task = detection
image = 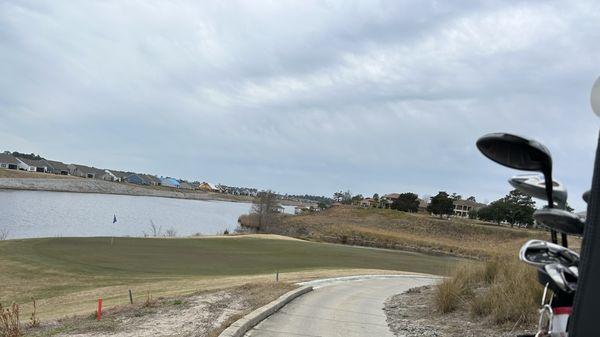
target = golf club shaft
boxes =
[544,172,559,244]
[569,131,600,336]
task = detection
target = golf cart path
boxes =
[244,275,441,337]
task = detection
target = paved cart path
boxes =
[244,275,440,337]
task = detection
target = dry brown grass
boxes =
[0,303,21,337]
[0,169,78,180]
[278,206,580,259]
[435,254,542,326]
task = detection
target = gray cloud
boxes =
[1,0,600,211]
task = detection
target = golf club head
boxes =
[534,208,585,236]
[509,174,567,207]
[583,190,590,203]
[537,263,578,294]
[519,239,579,267]
[476,133,554,206]
[476,133,552,173]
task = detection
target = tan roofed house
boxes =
[197,182,219,192]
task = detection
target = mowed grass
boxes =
[0,236,458,319]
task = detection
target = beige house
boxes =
[453,199,486,218]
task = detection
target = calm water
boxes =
[0,190,295,239]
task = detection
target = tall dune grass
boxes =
[435,255,542,325]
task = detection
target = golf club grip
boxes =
[569,131,600,336]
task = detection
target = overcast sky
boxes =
[1,1,599,211]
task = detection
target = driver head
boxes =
[509,174,567,207]
[534,209,585,235]
[476,133,552,173]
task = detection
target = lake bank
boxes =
[0,177,306,206]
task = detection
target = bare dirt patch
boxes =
[384,285,536,337]
[27,282,295,337]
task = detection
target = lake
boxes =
[0,190,295,239]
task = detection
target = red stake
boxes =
[97,297,102,321]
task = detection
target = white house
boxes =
[16,158,50,172]
[0,153,23,170]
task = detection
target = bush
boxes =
[0,302,21,337]
[435,255,542,326]
[434,263,478,313]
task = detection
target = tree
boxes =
[477,189,535,227]
[251,190,281,230]
[467,196,476,202]
[477,200,507,224]
[427,192,455,218]
[372,193,379,208]
[451,193,462,201]
[502,189,535,227]
[391,192,420,212]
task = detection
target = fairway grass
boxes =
[0,236,458,319]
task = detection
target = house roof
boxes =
[382,193,400,199]
[110,170,134,179]
[201,182,218,189]
[46,160,70,171]
[453,199,487,208]
[141,174,161,184]
[179,181,193,188]
[17,157,50,168]
[0,153,19,165]
[70,164,106,176]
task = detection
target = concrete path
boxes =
[244,275,440,337]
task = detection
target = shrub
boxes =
[0,302,21,337]
[435,255,542,326]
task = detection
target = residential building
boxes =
[197,182,219,192]
[125,174,150,185]
[359,197,374,208]
[452,199,487,218]
[160,177,180,188]
[0,153,22,170]
[179,181,193,190]
[46,160,70,175]
[142,174,161,186]
[16,158,51,173]
[68,164,106,179]
[418,198,429,213]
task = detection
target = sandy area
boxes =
[29,283,294,337]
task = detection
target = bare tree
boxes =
[149,220,162,237]
[0,228,9,240]
[165,227,177,238]
[251,190,282,231]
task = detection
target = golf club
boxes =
[534,208,585,236]
[519,239,579,268]
[509,174,567,208]
[538,263,578,294]
[476,133,559,244]
[582,190,590,203]
[570,75,600,336]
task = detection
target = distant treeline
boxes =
[9,151,44,160]
[285,194,333,204]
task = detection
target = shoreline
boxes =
[0,178,306,206]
